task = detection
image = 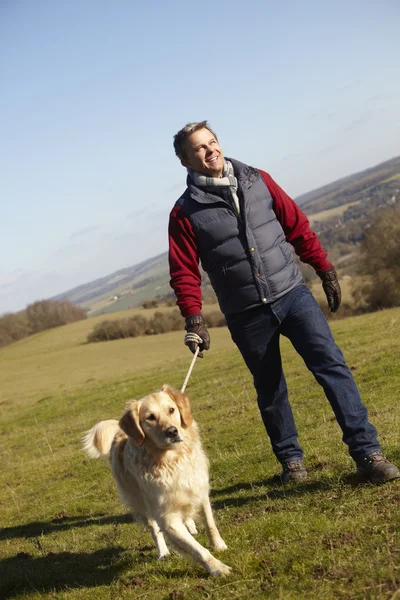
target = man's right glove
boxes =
[184,314,210,358]
[317,266,341,313]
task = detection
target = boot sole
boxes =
[356,468,400,484]
[281,472,308,484]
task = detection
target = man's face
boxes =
[181,128,224,178]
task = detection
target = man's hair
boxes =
[173,121,218,160]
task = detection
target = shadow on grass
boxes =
[211,462,400,509]
[0,547,129,599]
[211,474,355,508]
[0,512,133,541]
[1,518,199,599]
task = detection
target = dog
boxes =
[82,384,231,576]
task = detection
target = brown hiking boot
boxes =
[356,452,400,483]
[281,459,308,483]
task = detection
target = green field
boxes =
[308,201,361,225]
[1,306,399,599]
[382,173,400,184]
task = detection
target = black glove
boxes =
[184,314,210,358]
[317,267,341,313]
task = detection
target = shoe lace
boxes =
[364,452,387,465]
[284,460,304,472]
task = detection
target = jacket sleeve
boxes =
[259,170,333,272]
[168,204,203,318]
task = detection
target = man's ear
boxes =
[181,157,189,169]
[119,401,144,446]
[162,384,193,428]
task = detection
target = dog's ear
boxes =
[119,401,144,446]
[162,384,193,428]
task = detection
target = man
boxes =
[168,121,399,484]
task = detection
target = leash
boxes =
[181,332,202,393]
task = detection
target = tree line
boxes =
[0,300,87,348]
[87,309,226,342]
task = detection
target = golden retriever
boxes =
[82,384,231,576]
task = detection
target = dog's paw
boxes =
[184,519,198,535]
[213,539,228,552]
[209,559,232,577]
[158,549,170,560]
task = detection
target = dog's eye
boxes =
[146,414,156,421]
[169,407,175,414]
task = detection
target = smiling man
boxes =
[180,127,225,177]
[168,120,400,484]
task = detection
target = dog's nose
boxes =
[165,426,178,439]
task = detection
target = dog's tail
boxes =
[82,420,120,459]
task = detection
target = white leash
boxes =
[181,346,200,393]
[181,332,202,393]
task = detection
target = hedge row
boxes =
[87,310,226,342]
[0,300,87,348]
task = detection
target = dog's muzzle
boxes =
[165,426,183,443]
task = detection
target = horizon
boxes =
[47,152,400,305]
[1,0,400,314]
[3,150,399,315]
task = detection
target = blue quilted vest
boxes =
[175,158,303,316]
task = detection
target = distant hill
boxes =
[54,155,400,316]
[298,155,400,260]
[53,252,171,316]
[296,155,400,212]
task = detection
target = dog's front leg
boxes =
[147,518,170,559]
[164,515,231,577]
[202,497,228,552]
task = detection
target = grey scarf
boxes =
[188,160,240,214]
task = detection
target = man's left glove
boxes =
[317,267,341,313]
[184,314,210,358]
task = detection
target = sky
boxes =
[1,0,400,315]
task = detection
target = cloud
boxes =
[364,92,386,104]
[344,111,374,132]
[165,181,184,193]
[280,153,300,162]
[126,203,163,220]
[112,232,137,242]
[69,225,101,239]
[54,243,80,256]
[317,144,341,155]
[126,208,148,220]
[0,269,26,292]
[310,107,340,122]
[336,82,358,93]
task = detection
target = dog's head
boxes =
[119,384,193,449]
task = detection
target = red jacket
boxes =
[169,169,332,318]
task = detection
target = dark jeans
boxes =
[226,284,380,464]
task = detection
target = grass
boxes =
[1,307,400,599]
[382,173,400,184]
[87,278,172,316]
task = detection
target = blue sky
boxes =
[1,0,399,314]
